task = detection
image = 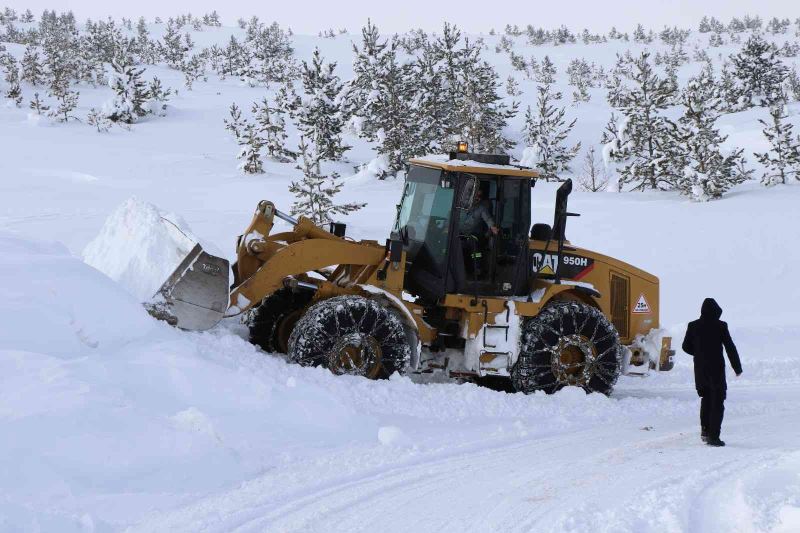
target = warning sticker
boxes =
[633,294,651,314]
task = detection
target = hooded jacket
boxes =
[682,298,742,396]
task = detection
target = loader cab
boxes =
[394,155,534,303]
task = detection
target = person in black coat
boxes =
[682,298,743,447]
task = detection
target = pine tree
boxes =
[754,104,800,185]
[275,81,301,120]
[785,68,800,101]
[297,48,349,165]
[252,97,292,161]
[237,123,265,174]
[48,89,79,123]
[289,137,364,224]
[182,54,205,89]
[732,35,789,107]
[147,77,171,116]
[536,55,556,84]
[87,107,112,132]
[21,45,44,85]
[609,52,679,190]
[224,102,246,140]
[105,60,149,123]
[370,41,428,175]
[456,40,518,152]
[159,19,185,69]
[29,92,49,114]
[675,68,749,200]
[2,56,22,106]
[247,21,296,86]
[345,19,389,139]
[521,84,581,181]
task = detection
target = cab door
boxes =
[492,177,531,296]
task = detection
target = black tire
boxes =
[287,295,413,379]
[511,301,622,395]
[247,288,314,354]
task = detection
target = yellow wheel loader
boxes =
[150,146,675,394]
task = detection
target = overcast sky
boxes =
[5,0,797,34]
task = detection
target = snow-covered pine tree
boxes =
[247,21,296,86]
[1,55,22,105]
[675,67,749,200]
[48,89,79,123]
[506,75,521,97]
[288,136,364,224]
[566,58,592,104]
[633,24,652,44]
[731,34,789,107]
[182,54,205,89]
[252,96,292,161]
[87,107,112,132]
[785,68,800,101]
[599,112,627,165]
[345,19,389,139]
[275,81,301,120]
[754,103,800,185]
[370,40,429,176]
[521,84,581,181]
[146,77,171,116]
[159,19,186,69]
[718,61,743,112]
[456,39,518,153]
[224,102,246,140]
[105,59,149,123]
[297,48,349,165]
[237,123,265,174]
[29,92,49,114]
[536,55,556,84]
[608,52,679,190]
[21,45,44,85]
[578,146,609,192]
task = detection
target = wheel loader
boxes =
[149,144,675,394]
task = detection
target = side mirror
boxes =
[456,176,477,209]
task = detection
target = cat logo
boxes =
[633,294,651,314]
[532,251,594,280]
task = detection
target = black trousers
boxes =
[700,390,726,440]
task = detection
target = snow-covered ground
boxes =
[2,21,800,533]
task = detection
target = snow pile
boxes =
[82,197,198,301]
[0,231,154,357]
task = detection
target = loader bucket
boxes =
[146,243,230,331]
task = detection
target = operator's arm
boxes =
[682,323,695,356]
[479,205,499,235]
[721,322,743,375]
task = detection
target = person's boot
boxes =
[706,438,725,447]
[701,426,708,443]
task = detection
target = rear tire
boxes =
[511,301,622,395]
[288,295,412,379]
[247,288,314,354]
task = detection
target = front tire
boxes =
[247,288,314,354]
[288,295,412,379]
[511,301,622,395]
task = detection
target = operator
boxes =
[460,188,499,279]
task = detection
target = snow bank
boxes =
[0,231,154,357]
[82,197,199,301]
